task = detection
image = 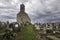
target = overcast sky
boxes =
[0,0,60,23]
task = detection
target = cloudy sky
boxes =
[0,0,60,23]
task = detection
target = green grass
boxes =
[0,29,5,33]
[0,25,38,40]
[17,25,38,40]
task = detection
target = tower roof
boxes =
[20,4,25,12]
[20,3,25,7]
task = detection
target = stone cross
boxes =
[6,21,9,29]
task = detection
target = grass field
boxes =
[0,25,38,40]
[17,25,38,40]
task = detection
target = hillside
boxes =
[16,25,38,40]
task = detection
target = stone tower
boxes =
[17,4,31,24]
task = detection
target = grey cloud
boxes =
[0,15,15,19]
[19,0,28,3]
[0,0,60,23]
[26,0,60,23]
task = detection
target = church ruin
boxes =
[17,4,31,24]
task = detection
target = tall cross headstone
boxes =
[6,21,9,29]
